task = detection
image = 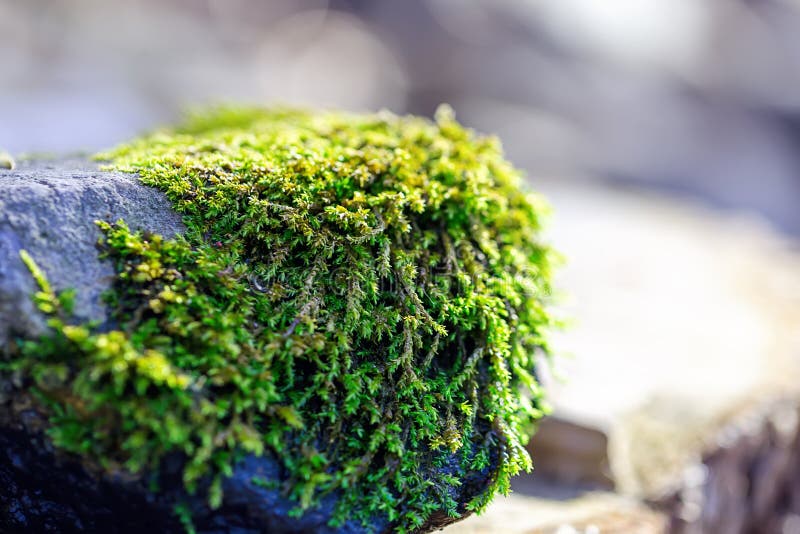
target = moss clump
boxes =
[0,150,14,170]
[6,106,557,531]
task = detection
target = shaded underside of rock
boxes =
[0,159,496,533]
[0,399,375,533]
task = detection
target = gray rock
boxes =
[0,159,493,533]
[0,158,184,347]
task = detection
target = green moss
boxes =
[8,105,557,531]
[0,150,15,170]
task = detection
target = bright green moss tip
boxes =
[11,105,557,531]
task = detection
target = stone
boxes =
[0,158,185,347]
[0,159,495,533]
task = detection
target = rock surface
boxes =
[0,158,185,347]
[0,159,492,533]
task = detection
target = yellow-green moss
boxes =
[8,106,557,531]
[0,150,15,170]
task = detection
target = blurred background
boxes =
[5,1,800,532]
[3,0,800,234]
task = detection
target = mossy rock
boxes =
[0,107,557,532]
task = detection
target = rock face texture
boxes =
[0,159,185,347]
[0,160,491,533]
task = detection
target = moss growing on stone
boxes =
[7,106,557,531]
